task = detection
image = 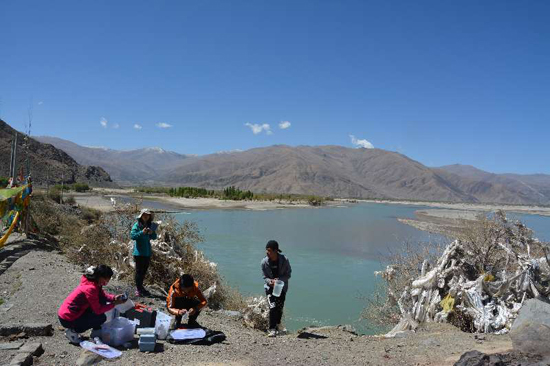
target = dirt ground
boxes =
[0,247,513,366]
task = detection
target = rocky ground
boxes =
[0,238,514,366]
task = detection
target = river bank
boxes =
[351,199,550,217]
[71,188,550,216]
[0,243,514,365]
[68,188,550,241]
[397,207,550,238]
[69,189,343,212]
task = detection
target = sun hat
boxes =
[137,208,153,220]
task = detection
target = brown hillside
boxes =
[0,119,114,186]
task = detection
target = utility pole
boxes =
[9,133,18,186]
[24,100,33,236]
[25,99,32,178]
[8,138,14,182]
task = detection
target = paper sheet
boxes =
[169,328,206,340]
[80,340,122,359]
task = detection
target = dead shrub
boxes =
[64,195,76,205]
[33,198,244,310]
[455,210,546,276]
[81,207,102,223]
[361,238,446,329]
[46,188,62,203]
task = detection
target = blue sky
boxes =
[1,0,549,174]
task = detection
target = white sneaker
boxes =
[65,329,82,344]
[277,325,287,335]
[267,329,277,337]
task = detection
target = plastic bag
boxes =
[155,311,171,340]
[101,317,135,346]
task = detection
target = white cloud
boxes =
[112,123,120,129]
[156,122,172,129]
[245,123,271,135]
[37,101,43,105]
[279,121,291,129]
[350,134,374,149]
[134,124,142,130]
[100,117,108,128]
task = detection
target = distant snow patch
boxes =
[216,149,243,154]
[84,145,110,150]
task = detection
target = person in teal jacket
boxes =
[131,208,157,296]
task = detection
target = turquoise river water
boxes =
[170,202,549,333]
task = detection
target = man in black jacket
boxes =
[261,240,292,337]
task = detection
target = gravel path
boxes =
[0,248,513,366]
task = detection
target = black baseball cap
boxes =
[266,240,282,253]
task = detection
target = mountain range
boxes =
[35,136,191,185]
[35,135,550,205]
[0,120,113,186]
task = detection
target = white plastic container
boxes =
[115,299,135,314]
[181,312,189,322]
[136,327,155,335]
[154,311,171,340]
[101,317,135,346]
[272,280,284,297]
[105,299,135,322]
[104,308,117,323]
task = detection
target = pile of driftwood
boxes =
[377,211,550,337]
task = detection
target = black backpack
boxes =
[167,329,226,345]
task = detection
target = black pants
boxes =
[59,308,107,333]
[173,297,201,327]
[134,256,151,291]
[266,288,286,330]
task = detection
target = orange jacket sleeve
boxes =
[166,281,179,315]
[194,285,208,310]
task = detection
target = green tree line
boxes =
[135,185,330,206]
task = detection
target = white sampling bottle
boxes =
[272,280,284,297]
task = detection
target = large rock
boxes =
[510,298,550,357]
[8,352,32,366]
[454,350,503,366]
[0,323,53,337]
[454,350,545,366]
[75,350,103,366]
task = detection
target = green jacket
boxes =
[131,221,157,257]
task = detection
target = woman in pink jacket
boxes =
[58,265,127,344]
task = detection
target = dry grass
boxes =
[30,193,245,310]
